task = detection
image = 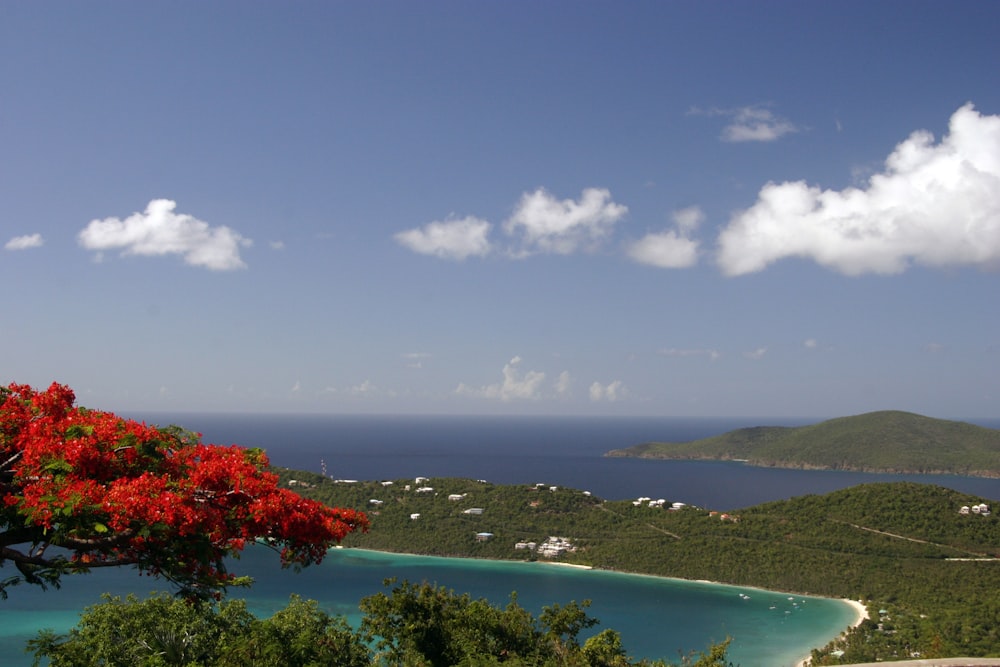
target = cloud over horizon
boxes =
[716,103,1000,276]
[78,199,251,271]
[455,356,549,401]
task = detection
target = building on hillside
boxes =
[463,507,484,515]
[475,532,494,542]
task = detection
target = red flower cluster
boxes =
[0,382,367,598]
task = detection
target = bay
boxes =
[3,546,856,667]
[3,414,999,665]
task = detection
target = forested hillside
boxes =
[276,468,1000,663]
[607,411,1000,477]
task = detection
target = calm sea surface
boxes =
[4,414,999,666]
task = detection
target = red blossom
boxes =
[0,381,368,598]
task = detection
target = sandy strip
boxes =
[793,599,868,667]
[537,561,593,570]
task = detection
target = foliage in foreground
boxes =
[0,382,368,600]
[28,581,733,667]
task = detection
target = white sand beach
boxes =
[794,599,869,667]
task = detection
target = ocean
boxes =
[3,414,999,666]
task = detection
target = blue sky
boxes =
[2,2,999,418]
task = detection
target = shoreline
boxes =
[334,546,866,664]
[793,598,869,667]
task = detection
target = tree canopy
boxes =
[0,382,368,599]
[27,583,733,667]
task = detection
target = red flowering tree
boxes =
[0,382,367,600]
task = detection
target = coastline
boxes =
[335,546,866,665]
[793,598,869,667]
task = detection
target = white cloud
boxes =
[78,199,251,270]
[627,206,704,269]
[5,233,44,250]
[627,232,699,269]
[690,105,799,143]
[455,356,547,401]
[394,216,492,260]
[745,347,768,360]
[659,347,721,361]
[803,338,818,349]
[589,380,626,402]
[554,371,572,396]
[504,187,628,256]
[722,107,799,142]
[717,104,1000,276]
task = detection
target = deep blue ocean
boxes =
[4,414,999,666]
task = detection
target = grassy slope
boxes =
[606,411,1000,477]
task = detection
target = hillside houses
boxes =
[959,503,991,515]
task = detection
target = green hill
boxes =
[276,468,1000,662]
[606,411,1000,477]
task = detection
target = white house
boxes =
[448,494,467,501]
[463,508,484,515]
[369,499,384,506]
[410,513,421,520]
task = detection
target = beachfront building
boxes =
[537,536,576,558]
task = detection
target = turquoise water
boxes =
[1,546,857,667]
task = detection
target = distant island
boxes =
[605,410,1000,478]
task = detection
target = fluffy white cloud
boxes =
[627,206,703,269]
[717,104,1000,276]
[745,347,768,360]
[456,356,547,401]
[504,188,628,255]
[5,233,44,250]
[589,380,626,402]
[394,216,492,260]
[78,199,251,270]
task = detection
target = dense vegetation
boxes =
[276,468,1000,664]
[29,583,732,666]
[606,411,1000,477]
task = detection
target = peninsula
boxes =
[605,411,1000,478]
